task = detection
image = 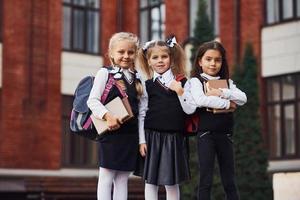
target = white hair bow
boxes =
[166,36,177,48]
[142,40,156,51]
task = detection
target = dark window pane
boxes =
[61,95,98,167]
[267,78,280,102]
[282,75,295,100]
[62,0,99,54]
[139,0,165,42]
[62,7,71,49]
[73,0,85,6]
[283,0,294,19]
[73,9,85,51]
[284,104,296,155]
[266,0,279,23]
[87,0,99,8]
[298,0,300,17]
[268,105,281,157]
[87,11,99,53]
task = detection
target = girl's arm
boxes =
[190,78,230,110]
[138,81,148,157]
[169,80,198,114]
[87,68,109,119]
[220,79,247,106]
[87,68,121,130]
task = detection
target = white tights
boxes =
[145,183,180,200]
[97,167,131,200]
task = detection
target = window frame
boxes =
[265,0,300,26]
[265,73,300,160]
[139,0,165,44]
[62,0,100,55]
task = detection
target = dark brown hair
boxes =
[190,40,229,80]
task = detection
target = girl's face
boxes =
[198,49,222,76]
[147,46,170,75]
[110,40,136,69]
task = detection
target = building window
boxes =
[266,73,300,159]
[61,95,98,167]
[139,0,165,44]
[189,0,219,37]
[266,0,300,24]
[62,0,100,54]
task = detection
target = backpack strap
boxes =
[100,74,128,103]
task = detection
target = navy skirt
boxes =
[142,129,190,185]
[98,119,139,171]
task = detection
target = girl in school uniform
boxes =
[183,41,247,200]
[87,32,143,200]
[137,37,193,200]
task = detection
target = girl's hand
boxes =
[103,112,122,131]
[169,80,184,96]
[229,101,237,110]
[139,143,147,157]
[205,87,223,97]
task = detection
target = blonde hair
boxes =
[108,32,143,98]
[137,40,186,79]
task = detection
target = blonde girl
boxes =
[137,37,193,200]
[87,32,143,200]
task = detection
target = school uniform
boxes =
[138,69,191,186]
[87,66,140,171]
[186,73,247,200]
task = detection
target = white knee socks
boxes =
[165,185,180,200]
[145,183,180,200]
[97,167,131,200]
[113,171,131,200]
[145,183,158,200]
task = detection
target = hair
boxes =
[190,40,229,80]
[108,32,139,67]
[137,40,186,79]
[108,32,143,98]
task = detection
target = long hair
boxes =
[137,40,186,79]
[107,32,143,98]
[190,41,229,80]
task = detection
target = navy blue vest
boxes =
[196,76,234,132]
[144,78,187,132]
[104,70,139,135]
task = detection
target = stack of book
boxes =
[204,79,235,114]
[91,96,133,135]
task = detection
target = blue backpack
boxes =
[70,71,126,141]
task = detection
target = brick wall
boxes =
[0,0,61,169]
[165,0,189,43]
[219,0,264,68]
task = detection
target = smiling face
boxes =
[198,49,222,76]
[110,40,136,69]
[147,46,171,74]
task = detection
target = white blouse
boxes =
[87,67,135,120]
[186,73,247,113]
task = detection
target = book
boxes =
[91,96,133,135]
[204,79,235,114]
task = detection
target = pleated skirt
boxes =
[143,129,190,185]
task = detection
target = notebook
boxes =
[204,79,235,114]
[91,96,133,135]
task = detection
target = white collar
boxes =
[201,73,220,80]
[153,69,174,82]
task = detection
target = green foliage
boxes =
[180,137,197,199]
[232,43,273,200]
[190,0,215,63]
